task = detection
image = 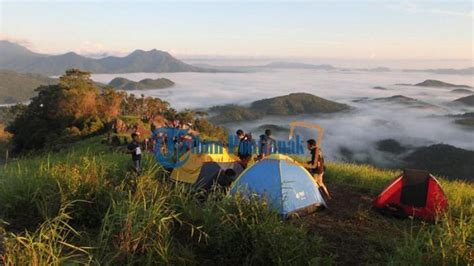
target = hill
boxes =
[210,93,350,123]
[405,144,474,181]
[450,112,474,128]
[0,40,215,75]
[0,70,56,104]
[451,88,472,94]
[0,136,472,265]
[371,95,440,109]
[414,79,471,88]
[404,67,474,75]
[109,77,174,90]
[454,94,474,106]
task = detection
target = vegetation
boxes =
[414,79,471,88]
[0,70,56,104]
[109,77,174,90]
[454,94,474,106]
[210,93,350,124]
[373,95,438,109]
[375,139,407,154]
[405,144,474,181]
[0,138,472,264]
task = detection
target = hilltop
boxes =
[0,70,56,104]
[0,40,216,75]
[404,67,474,75]
[405,144,474,181]
[414,79,472,88]
[451,88,472,94]
[369,95,440,109]
[262,61,335,70]
[209,93,350,123]
[109,77,174,90]
[454,94,474,106]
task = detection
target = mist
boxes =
[91,66,474,166]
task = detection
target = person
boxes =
[128,133,142,173]
[236,129,252,168]
[258,129,277,159]
[307,139,331,200]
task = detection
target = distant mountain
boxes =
[375,139,408,154]
[373,86,388,90]
[262,62,335,70]
[371,95,440,109]
[0,70,56,104]
[404,144,474,181]
[356,67,391,72]
[414,79,471,88]
[109,77,174,90]
[209,93,350,123]
[0,40,215,75]
[449,112,474,128]
[454,94,474,106]
[404,67,474,76]
[451,88,472,94]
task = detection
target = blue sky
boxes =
[0,1,472,59]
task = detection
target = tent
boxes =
[170,148,244,190]
[373,169,448,221]
[229,154,326,217]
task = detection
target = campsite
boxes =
[1,1,474,265]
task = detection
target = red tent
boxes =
[373,169,448,221]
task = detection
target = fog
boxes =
[91,67,474,166]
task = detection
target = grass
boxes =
[0,136,473,265]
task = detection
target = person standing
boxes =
[236,129,252,168]
[258,129,277,159]
[307,139,331,200]
[128,133,142,173]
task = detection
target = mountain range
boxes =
[0,40,215,75]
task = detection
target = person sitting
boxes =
[236,129,253,168]
[127,133,142,174]
[306,139,331,200]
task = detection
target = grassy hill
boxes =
[0,136,472,264]
[414,79,472,88]
[0,70,56,104]
[109,77,175,90]
[210,93,350,124]
[405,144,474,181]
[454,94,474,106]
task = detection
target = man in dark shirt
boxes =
[258,129,277,160]
[236,129,252,168]
[128,133,142,173]
[307,139,331,200]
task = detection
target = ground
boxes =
[301,183,406,264]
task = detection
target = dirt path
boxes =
[301,183,405,265]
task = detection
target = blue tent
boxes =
[229,154,326,217]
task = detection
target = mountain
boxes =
[454,94,474,106]
[209,93,350,123]
[0,70,56,104]
[371,95,440,109]
[404,144,474,181]
[0,40,215,75]
[451,88,472,94]
[404,67,474,75]
[263,61,335,70]
[414,79,471,88]
[109,77,174,90]
[450,112,474,128]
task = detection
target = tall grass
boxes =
[0,138,472,264]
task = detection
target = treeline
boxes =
[4,69,226,153]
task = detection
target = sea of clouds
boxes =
[91,67,474,166]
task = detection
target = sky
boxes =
[0,0,473,60]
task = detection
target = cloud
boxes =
[75,41,129,58]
